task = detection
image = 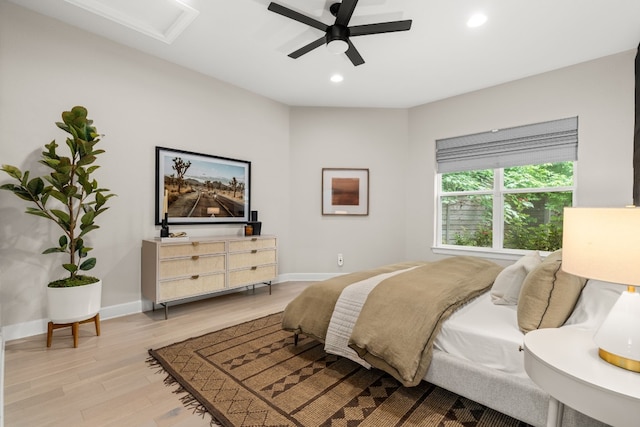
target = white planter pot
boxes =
[47,280,102,324]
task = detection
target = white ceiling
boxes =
[8,0,640,108]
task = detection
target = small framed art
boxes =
[321,168,369,216]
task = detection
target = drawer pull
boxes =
[192,255,200,260]
[191,241,200,246]
[251,250,258,254]
[251,266,257,270]
[251,237,258,241]
[191,275,199,280]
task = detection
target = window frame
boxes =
[434,162,577,259]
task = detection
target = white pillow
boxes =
[563,279,623,329]
[490,251,541,305]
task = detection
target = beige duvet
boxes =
[282,256,503,387]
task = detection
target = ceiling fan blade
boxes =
[349,20,412,37]
[335,0,359,27]
[268,2,328,32]
[345,40,364,66]
[288,36,326,59]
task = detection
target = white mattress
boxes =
[433,292,527,378]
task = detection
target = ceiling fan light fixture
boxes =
[327,39,349,54]
[326,25,349,54]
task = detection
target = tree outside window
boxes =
[439,162,574,251]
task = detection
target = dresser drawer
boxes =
[228,249,276,270]
[159,273,226,301]
[159,241,225,258]
[142,235,278,317]
[159,254,225,279]
[229,264,277,288]
[229,237,276,252]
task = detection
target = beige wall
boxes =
[288,107,409,274]
[0,2,291,335]
[0,1,636,338]
[406,50,635,260]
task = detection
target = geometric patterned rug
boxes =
[148,312,531,427]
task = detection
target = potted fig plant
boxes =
[1,106,115,344]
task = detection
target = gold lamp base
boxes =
[599,348,640,373]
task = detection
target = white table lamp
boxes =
[562,207,640,372]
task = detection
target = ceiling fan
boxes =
[267,0,412,66]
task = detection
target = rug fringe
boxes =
[147,350,223,427]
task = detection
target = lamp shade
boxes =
[562,207,640,286]
[563,207,640,372]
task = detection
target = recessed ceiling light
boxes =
[330,74,344,83]
[467,13,488,28]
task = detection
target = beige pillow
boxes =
[517,250,587,333]
[490,251,542,305]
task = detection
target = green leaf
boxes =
[1,164,22,180]
[81,210,95,225]
[1,184,35,202]
[25,208,50,219]
[63,263,78,273]
[63,185,78,198]
[77,155,96,166]
[95,192,106,207]
[25,177,45,197]
[44,140,59,155]
[79,225,99,237]
[74,237,84,250]
[79,258,96,271]
[50,209,70,224]
[48,190,68,204]
[21,170,30,186]
[43,247,65,254]
[58,235,68,247]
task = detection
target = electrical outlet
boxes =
[337,253,344,267]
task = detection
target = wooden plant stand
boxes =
[47,314,101,348]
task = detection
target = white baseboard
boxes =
[2,299,144,342]
[2,273,340,342]
[277,272,340,282]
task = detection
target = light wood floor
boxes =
[4,281,310,427]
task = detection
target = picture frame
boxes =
[322,168,369,216]
[155,147,251,225]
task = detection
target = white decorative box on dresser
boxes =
[141,235,277,318]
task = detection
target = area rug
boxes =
[148,312,529,427]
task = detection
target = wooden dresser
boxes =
[141,235,277,318]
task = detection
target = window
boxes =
[436,117,577,253]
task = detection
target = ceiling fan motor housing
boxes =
[326,25,350,54]
[326,25,349,44]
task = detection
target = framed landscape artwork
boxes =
[322,168,369,216]
[155,147,251,225]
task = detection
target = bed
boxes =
[282,251,620,427]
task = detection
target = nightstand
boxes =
[524,328,640,427]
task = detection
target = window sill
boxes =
[432,245,551,261]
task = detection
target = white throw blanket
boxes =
[324,266,418,367]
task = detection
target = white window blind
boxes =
[436,117,578,173]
